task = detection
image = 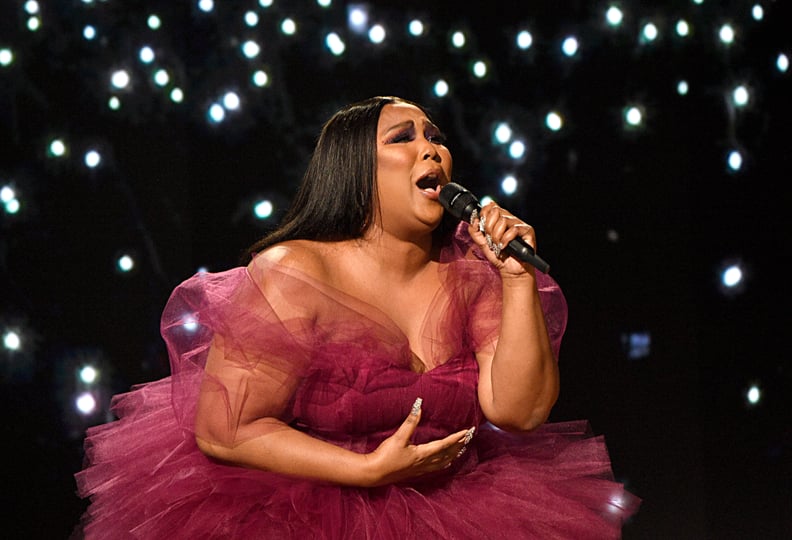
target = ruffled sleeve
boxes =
[440,222,568,360]
[160,263,314,447]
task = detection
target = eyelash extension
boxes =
[388,128,447,145]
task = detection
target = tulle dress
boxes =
[74,224,639,539]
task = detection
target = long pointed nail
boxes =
[411,397,423,416]
[463,426,476,445]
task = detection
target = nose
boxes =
[421,139,441,162]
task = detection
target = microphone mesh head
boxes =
[439,183,478,222]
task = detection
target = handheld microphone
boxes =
[438,182,551,274]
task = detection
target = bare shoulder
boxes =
[249,239,333,281]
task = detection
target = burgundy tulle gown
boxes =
[75,224,639,539]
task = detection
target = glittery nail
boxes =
[411,397,423,416]
[463,426,476,445]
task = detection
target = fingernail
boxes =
[463,426,476,445]
[456,446,468,458]
[411,397,423,416]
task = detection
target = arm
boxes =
[471,204,560,432]
[195,326,472,487]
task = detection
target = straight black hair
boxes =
[246,96,443,259]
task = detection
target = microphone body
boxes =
[438,182,551,274]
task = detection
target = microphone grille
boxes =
[439,183,478,222]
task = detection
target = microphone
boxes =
[439,182,551,274]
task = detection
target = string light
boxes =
[516,30,533,50]
[606,6,624,27]
[408,19,425,37]
[561,36,579,57]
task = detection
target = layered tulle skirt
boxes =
[75,376,638,539]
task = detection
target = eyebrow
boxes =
[382,119,440,135]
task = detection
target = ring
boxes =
[478,215,486,233]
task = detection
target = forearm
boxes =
[196,419,376,487]
[484,274,559,431]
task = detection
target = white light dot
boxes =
[348,7,368,33]
[677,80,689,95]
[480,195,494,207]
[281,18,297,35]
[516,30,533,50]
[606,6,623,26]
[368,24,386,44]
[244,11,259,27]
[642,23,659,42]
[153,68,170,86]
[223,91,240,110]
[111,70,130,89]
[408,19,424,37]
[562,36,579,56]
[508,140,526,159]
[676,20,690,37]
[746,385,761,405]
[84,150,102,168]
[1,186,15,203]
[259,0,273,6]
[3,330,21,351]
[75,392,97,415]
[79,365,98,384]
[719,24,735,44]
[182,315,199,332]
[139,46,155,63]
[108,96,121,110]
[242,40,261,59]
[170,87,184,103]
[325,33,346,56]
[472,60,487,78]
[733,85,749,107]
[722,264,743,287]
[198,0,214,13]
[27,16,41,32]
[252,69,270,86]
[117,254,135,272]
[82,25,96,40]
[5,198,20,214]
[751,5,764,21]
[208,103,225,123]
[254,199,274,219]
[494,122,512,144]
[451,31,466,49]
[501,175,518,195]
[546,111,563,131]
[24,1,40,14]
[727,150,743,171]
[317,0,332,7]
[49,139,67,157]
[147,15,162,30]
[776,53,789,73]
[433,79,449,97]
[625,106,643,126]
[0,48,14,66]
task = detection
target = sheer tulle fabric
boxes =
[75,224,639,539]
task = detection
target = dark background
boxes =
[1,1,790,538]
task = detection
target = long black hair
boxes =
[245,96,454,260]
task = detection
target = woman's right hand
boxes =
[362,398,475,487]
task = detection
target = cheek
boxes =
[442,149,453,174]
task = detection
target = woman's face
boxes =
[374,102,453,237]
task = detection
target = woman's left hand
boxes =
[468,202,537,278]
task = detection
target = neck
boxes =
[356,227,438,279]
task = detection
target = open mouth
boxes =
[416,173,441,193]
